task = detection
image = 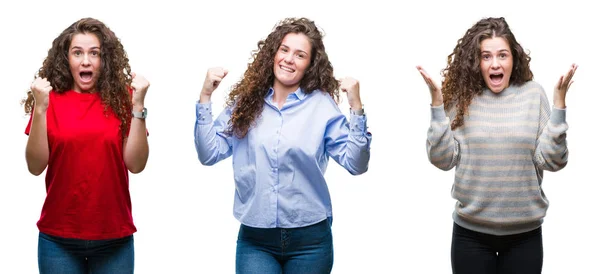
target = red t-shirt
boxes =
[25,90,136,240]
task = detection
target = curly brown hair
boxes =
[22,17,132,138]
[442,17,533,130]
[226,17,339,138]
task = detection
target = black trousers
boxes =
[451,223,543,274]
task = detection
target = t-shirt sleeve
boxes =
[24,112,33,135]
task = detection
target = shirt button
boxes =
[201,117,205,121]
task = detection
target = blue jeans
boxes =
[236,218,334,274]
[38,232,134,274]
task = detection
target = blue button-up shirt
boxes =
[194,88,371,228]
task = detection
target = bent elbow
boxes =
[125,159,147,174]
[436,164,454,171]
[348,165,368,176]
[25,158,46,176]
[549,161,568,172]
[27,166,44,176]
[198,156,217,166]
[128,166,146,174]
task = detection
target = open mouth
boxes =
[80,71,93,82]
[489,73,504,85]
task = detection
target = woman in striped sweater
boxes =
[417,17,577,274]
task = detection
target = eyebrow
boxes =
[280,44,308,55]
[70,46,101,50]
[481,49,510,53]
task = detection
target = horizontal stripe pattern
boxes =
[427,81,568,235]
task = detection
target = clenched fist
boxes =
[200,67,228,103]
[131,72,150,110]
[30,77,52,112]
[339,77,362,110]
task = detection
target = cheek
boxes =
[68,57,77,70]
[298,61,311,75]
[505,60,514,71]
[479,63,488,77]
[274,53,284,64]
[92,59,102,73]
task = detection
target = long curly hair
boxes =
[442,17,533,130]
[22,18,132,138]
[226,17,339,138]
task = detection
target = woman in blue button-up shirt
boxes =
[194,17,371,274]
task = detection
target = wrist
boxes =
[133,103,145,112]
[350,104,365,116]
[34,106,48,115]
[350,100,363,111]
[199,93,211,103]
[554,98,566,109]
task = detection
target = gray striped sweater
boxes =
[427,81,568,235]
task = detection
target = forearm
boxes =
[535,107,568,171]
[194,102,232,165]
[341,134,371,175]
[124,110,149,174]
[326,113,372,175]
[427,105,459,171]
[25,109,49,176]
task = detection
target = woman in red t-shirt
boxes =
[22,17,149,274]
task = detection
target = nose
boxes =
[82,54,91,66]
[283,52,294,64]
[491,57,500,69]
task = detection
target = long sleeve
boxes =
[426,105,460,171]
[194,102,234,166]
[534,96,569,171]
[324,113,371,175]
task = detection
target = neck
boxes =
[272,83,299,108]
[73,87,97,94]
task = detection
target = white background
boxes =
[1,0,598,273]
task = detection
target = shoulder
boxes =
[307,89,339,109]
[517,81,545,94]
[510,80,547,100]
[515,81,551,107]
[48,90,69,102]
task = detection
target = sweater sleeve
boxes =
[426,104,460,171]
[533,92,569,171]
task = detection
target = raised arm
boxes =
[194,67,233,165]
[325,77,371,175]
[123,73,150,174]
[534,64,577,171]
[25,78,51,176]
[417,66,460,171]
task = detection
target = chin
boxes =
[490,86,506,93]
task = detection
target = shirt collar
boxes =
[266,87,307,101]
